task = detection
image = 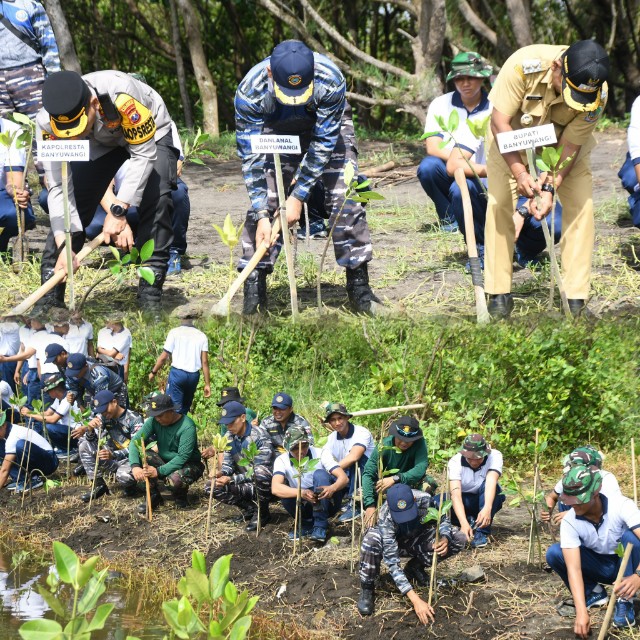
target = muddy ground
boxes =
[2,476,636,640]
[15,129,640,319]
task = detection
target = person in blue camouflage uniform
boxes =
[358,484,466,623]
[235,39,380,315]
[75,390,143,503]
[203,401,274,531]
[0,0,60,119]
[259,391,314,458]
[64,353,128,411]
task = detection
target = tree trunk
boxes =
[505,0,533,48]
[168,0,194,129]
[176,0,219,137]
[42,0,81,73]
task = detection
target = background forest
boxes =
[44,0,640,137]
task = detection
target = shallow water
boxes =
[0,542,166,639]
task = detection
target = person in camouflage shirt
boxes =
[204,401,273,532]
[76,389,143,503]
[358,484,465,624]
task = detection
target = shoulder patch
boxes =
[41,130,55,141]
[115,93,156,145]
[522,59,544,74]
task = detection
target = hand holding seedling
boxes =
[615,573,640,601]
[515,171,538,198]
[285,194,303,226]
[376,476,396,492]
[215,475,231,486]
[98,448,112,461]
[88,416,102,430]
[301,488,317,503]
[71,425,87,439]
[132,466,146,482]
[433,537,449,556]
[316,484,336,500]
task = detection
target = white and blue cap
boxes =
[387,483,419,524]
[219,401,246,425]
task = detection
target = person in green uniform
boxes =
[120,393,204,513]
[362,416,428,527]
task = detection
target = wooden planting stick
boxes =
[597,542,633,640]
[351,403,426,417]
[527,429,540,565]
[141,438,152,522]
[428,469,448,607]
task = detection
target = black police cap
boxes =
[42,71,92,137]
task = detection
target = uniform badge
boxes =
[115,93,156,145]
[403,426,411,433]
[16,10,29,22]
[222,390,228,397]
[522,59,543,74]
[222,409,227,416]
[397,500,407,510]
[288,75,302,87]
[151,401,157,409]
[93,399,99,406]
[58,115,69,122]
[276,395,283,402]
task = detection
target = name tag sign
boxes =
[496,124,557,153]
[37,140,90,161]
[250,134,301,154]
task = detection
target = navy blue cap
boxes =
[45,343,67,363]
[219,401,246,425]
[387,484,419,524]
[66,353,87,377]
[270,40,314,106]
[92,390,115,414]
[271,392,293,409]
[389,416,423,442]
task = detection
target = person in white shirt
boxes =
[65,311,94,357]
[149,316,210,414]
[618,95,640,228]
[0,412,59,492]
[0,313,20,391]
[15,317,34,394]
[417,51,492,233]
[272,426,348,543]
[445,433,505,549]
[20,373,80,455]
[97,317,132,382]
[322,402,374,524]
[546,466,640,636]
[542,445,620,526]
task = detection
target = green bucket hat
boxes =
[323,402,353,423]
[460,433,490,460]
[560,466,602,506]
[42,373,66,392]
[562,445,603,473]
[283,426,310,453]
[446,51,492,82]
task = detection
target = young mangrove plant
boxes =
[212,214,243,321]
[291,451,320,555]
[205,433,231,539]
[133,437,157,522]
[18,542,114,640]
[163,550,257,640]
[237,441,263,537]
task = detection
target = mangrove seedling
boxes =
[237,441,263,537]
[18,541,114,640]
[291,451,320,555]
[88,430,109,513]
[133,437,157,522]
[205,433,231,539]
[212,214,243,321]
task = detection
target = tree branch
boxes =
[456,0,497,47]
[371,0,417,16]
[121,0,174,58]
[298,0,413,79]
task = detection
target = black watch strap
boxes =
[110,203,127,218]
[541,183,555,196]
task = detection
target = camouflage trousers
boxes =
[359,525,466,585]
[238,113,373,272]
[77,436,127,481]
[205,464,272,505]
[117,451,205,494]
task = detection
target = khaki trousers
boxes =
[484,145,594,300]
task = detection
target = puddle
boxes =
[0,543,166,639]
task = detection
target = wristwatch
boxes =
[516,205,530,220]
[110,203,127,218]
[254,209,271,222]
[392,474,401,483]
[635,569,640,578]
[541,183,555,196]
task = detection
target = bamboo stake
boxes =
[428,469,448,607]
[351,404,427,417]
[632,438,637,506]
[88,427,102,513]
[205,451,218,539]
[273,153,299,321]
[20,420,35,509]
[597,542,633,640]
[528,429,540,565]
[60,161,75,310]
[141,438,152,522]
[293,447,303,555]
[350,464,360,573]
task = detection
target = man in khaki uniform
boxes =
[484,40,609,318]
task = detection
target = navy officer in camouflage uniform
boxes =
[204,401,273,532]
[36,70,178,310]
[76,389,143,503]
[235,39,380,315]
[65,353,128,411]
[358,483,465,623]
[259,391,314,454]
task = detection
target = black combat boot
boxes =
[404,557,430,586]
[73,463,86,477]
[137,487,164,515]
[36,267,66,309]
[242,269,268,315]
[81,477,110,503]
[245,501,271,532]
[568,299,586,318]
[346,263,382,315]
[357,582,375,616]
[137,269,166,314]
[487,293,514,319]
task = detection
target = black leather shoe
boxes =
[73,463,86,477]
[81,479,110,503]
[568,299,586,317]
[245,506,271,532]
[487,293,514,319]
[404,558,430,586]
[357,582,375,616]
[137,492,163,515]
